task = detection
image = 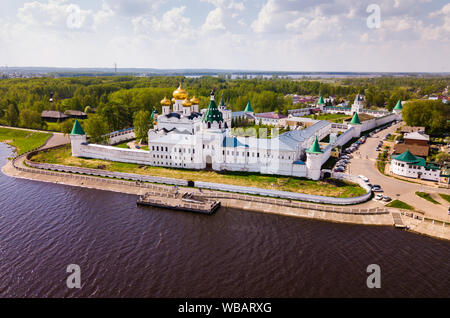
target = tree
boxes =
[133,110,152,143]
[60,118,76,135]
[5,102,20,126]
[402,100,449,134]
[20,109,44,129]
[435,152,450,164]
[84,115,109,144]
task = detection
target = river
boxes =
[0,143,448,297]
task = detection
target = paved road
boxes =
[348,121,450,222]
[0,125,66,136]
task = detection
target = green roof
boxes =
[203,99,223,124]
[393,100,402,110]
[219,96,226,107]
[392,150,425,166]
[306,136,323,154]
[349,112,361,125]
[71,120,85,135]
[317,96,325,104]
[244,101,253,113]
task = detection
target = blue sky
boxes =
[0,0,449,72]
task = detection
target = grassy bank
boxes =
[0,128,51,155]
[439,193,450,204]
[114,142,130,149]
[386,200,415,211]
[31,145,366,198]
[415,192,441,205]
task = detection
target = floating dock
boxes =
[137,191,221,215]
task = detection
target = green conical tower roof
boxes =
[203,98,223,124]
[219,95,226,107]
[244,101,253,113]
[393,99,402,110]
[349,112,361,125]
[318,96,325,105]
[306,136,323,154]
[71,119,85,135]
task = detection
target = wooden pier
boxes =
[137,190,221,215]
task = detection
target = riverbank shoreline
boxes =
[3,157,450,241]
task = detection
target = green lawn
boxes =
[232,125,288,138]
[31,145,366,198]
[438,193,450,204]
[45,121,63,132]
[305,113,351,123]
[386,134,396,141]
[377,160,387,174]
[415,192,440,205]
[114,142,130,149]
[0,127,51,155]
[386,200,415,211]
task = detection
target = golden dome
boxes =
[173,83,188,100]
[182,98,192,107]
[171,97,176,103]
[160,96,171,106]
[190,96,199,104]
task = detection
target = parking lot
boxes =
[341,121,450,222]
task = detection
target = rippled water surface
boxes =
[0,143,449,298]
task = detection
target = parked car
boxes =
[382,196,392,202]
[375,194,384,201]
[358,175,369,182]
[372,186,383,192]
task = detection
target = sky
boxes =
[0,0,449,72]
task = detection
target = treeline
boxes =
[402,100,449,135]
[339,77,450,110]
[0,75,448,133]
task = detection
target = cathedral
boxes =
[145,84,328,179]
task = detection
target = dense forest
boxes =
[0,75,448,135]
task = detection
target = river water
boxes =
[0,143,449,298]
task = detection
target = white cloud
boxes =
[133,6,191,36]
[202,7,226,32]
[104,0,167,17]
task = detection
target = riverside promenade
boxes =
[2,133,449,241]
